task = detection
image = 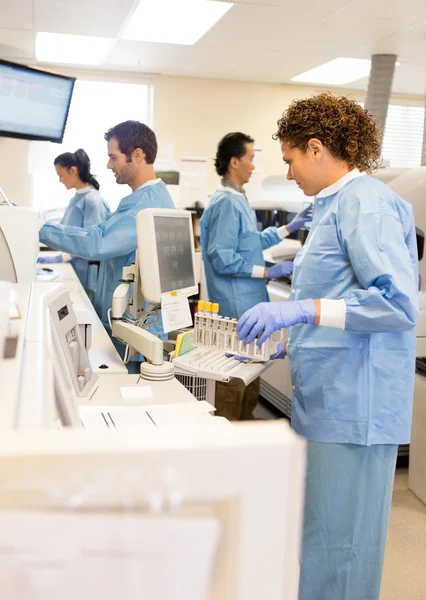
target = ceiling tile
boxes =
[222,0,354,8]
[342,0,426,21]
[367,21,426,64]
[0,0,33,30]
[0,0,420,96]
[303,13,404,52]
[34,0,135,38]
[0,29,35,60]
[346,62,426,96]
[200,3,331,50]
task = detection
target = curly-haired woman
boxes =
[236,93,419,599]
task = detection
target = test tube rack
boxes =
[193,310,277,361]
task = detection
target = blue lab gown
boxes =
[40,180,175,344]
[287,172,418,600]
[288,173,418,445]
[60,188,110,292]
[200,186,281,319]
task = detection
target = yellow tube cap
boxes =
[205,301,212,312]
[212,303,219,313]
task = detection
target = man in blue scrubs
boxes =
[237,93,419,599]
[39,121,174,365]
[200,132,311,420]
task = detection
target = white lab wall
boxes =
[0,138,32,206]
[153,76,364,192]
[0,67,424,207]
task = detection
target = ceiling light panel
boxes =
[121,0,234,46]
[291,58,373,86]
[36,32,115,66]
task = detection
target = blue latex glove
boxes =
[267,261,293,279]
[270,341,286,360]
[287,204,313,234]
[237,299,317,345]
[37,255,63,264]
[225,353,252,363]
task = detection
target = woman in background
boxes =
[54,149,110,298]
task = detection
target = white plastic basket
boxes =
[174,372,216,406]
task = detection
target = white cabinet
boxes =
[409,373,426,505]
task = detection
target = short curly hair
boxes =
[273,93,382,173]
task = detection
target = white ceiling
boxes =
[0,0,426,95]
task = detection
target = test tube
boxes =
[195,300,205,345]
[216,315,225,349]
[255,341,264,359]
[225,318,234,351]
[210,303,220,348]
[229,318,238,353]
[220,317,230,350]
[204,302,213,346]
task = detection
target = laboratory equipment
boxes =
[371,167,408,185]
[1,278,209,432]
[47,284,98,398]
[259,281,293,417]
[251,173,311,212]
[0,420,306,600]
[0,59,75,143]
[111,208,198,380]
[0,204,38,283]
[263,238,302,263]
[386,166,426,356]
[172,346,267,384]
[0,282,85,431]
[408,371,426,504]
[193,302,281,361]
[112,208,272,386]
[137,208,198,304]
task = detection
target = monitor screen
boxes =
[0,59,75,143]
[154,215,196,294]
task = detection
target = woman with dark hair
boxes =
[53,149,110,296]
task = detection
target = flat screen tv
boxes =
[0,59,75,143]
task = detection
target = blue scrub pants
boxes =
[299,441,398,600]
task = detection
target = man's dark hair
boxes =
[214,132,254,176]
[104,120,157,164]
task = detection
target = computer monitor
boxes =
[137,208,198,303]
[0,59,75,143]
[0,420,305,599]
